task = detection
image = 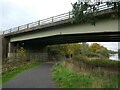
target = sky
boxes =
[0,0,76,31]
[0,0,119,51]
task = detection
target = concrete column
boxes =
[2,37,9,59]
[25,44,49,62]
[8,42,15,58]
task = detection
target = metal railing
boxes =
[2,3,115,35]
[2,12,73,35]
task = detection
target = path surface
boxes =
[2,63,57,88]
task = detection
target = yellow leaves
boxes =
[48,43,81,56]
[89,43,101,52]
[67,50,74,55]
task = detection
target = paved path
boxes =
[3,63,57,88]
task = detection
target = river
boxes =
[109,54,120,61]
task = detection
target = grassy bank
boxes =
[52,63,93,88]
[52,62,120,88]
[73,55,120,68]
[0,62,43,85]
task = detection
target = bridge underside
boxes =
[2,31,120,61]
[14,32,120,45]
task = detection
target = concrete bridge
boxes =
[0,4,119,60]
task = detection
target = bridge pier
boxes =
[23,44,49,62]
[10,41,49,62]
[1,37,9,59]
[8,42,15,58]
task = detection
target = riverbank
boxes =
[73,55,120,71]
[52,62,119,88]
[52,55,120,88]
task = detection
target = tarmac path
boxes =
[2,63,57,88]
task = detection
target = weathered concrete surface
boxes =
[2,63,57,88]
[1,37,9,59]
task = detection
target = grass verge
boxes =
[0,62,43,85]
[52,62,93,88]
[52,62,120,88]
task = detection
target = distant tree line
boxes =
[47,42,110,60]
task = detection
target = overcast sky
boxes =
[0,0,119,51]
[0,0,76,31]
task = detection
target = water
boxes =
[109,54,120,61]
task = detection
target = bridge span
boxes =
[0,5,119,60]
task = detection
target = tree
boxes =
[89,43,109,58]
[80,42,92,56]
[71,0,102,25]
[16,47,27,61]
[89,43,101,53]
[118,49,120,54]
[48,43,82,58]
[71,1,120,25]
[96,47,109,58]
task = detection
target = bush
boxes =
[16,47,27,61]
[73,55,120,68]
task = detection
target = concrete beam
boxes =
[10,18,118,42]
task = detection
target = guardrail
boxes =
[2,12,73,35]
[2,3,115,35]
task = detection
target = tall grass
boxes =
[73,55,120,68]
[52,61,120,88]
[52,63,93,88]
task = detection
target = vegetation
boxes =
[73,55,119,69]
[1,47,44,86]
[52,62,120,88]
[48,42,110,60]
[0,62,43,85]
[2,47,40,75]
[71,1,120,25]
[50,42,119,88]
[52,63,93,88]
[118,49,120,54]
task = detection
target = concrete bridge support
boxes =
[7,41,49,62]
[1,37,9,59]
[8,42,16,58]
[23,44,49,62]
[1,36,49,62]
